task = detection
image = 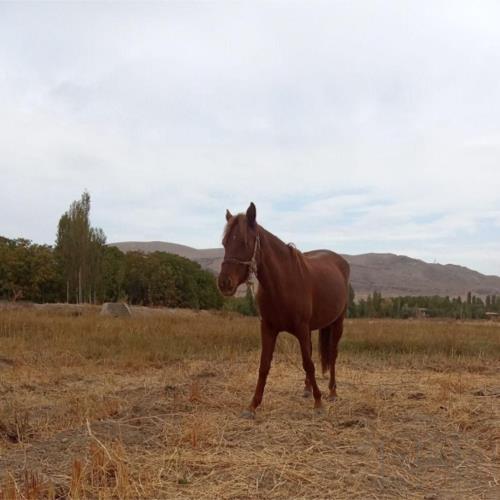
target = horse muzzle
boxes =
[218,275,238,296]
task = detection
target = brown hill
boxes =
[111,241,224,274]
[346,253,500,298]
[110,241,500,298]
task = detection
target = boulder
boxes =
[100,302,131,318]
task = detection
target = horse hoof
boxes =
[240,409,256,420]
[313,405,325,415]
[302,389,312,398]
[327,395,338,402]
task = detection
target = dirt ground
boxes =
[0,310,498,499]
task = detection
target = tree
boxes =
[347,284,356,318]
[29,243,61,302]
[88,227,107,303]
[121,250,222,309]
[55,191,106,303]
[0,237,60,302]
[0,238,32,301]
[100,246,126,302]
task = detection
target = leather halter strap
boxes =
[222,233,260,277]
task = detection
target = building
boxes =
[415,307,430,318]
[485,312,500,322]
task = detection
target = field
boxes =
[0,308,499,499]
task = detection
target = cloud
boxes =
[0,1,499,274]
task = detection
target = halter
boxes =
[222,233,260,279]
[222,233,261,318]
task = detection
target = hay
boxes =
[0,310,498,498]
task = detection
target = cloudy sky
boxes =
[1,2,499,275]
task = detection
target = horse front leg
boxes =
[297,325,323,413]
[241,321,278,419]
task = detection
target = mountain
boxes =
[110,241,500,298]
[111,241,224,275]
[345,253,500,298]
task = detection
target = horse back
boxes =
[303,249,350,284]
[299,249,350,329]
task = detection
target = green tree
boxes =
[347,284,356,318]
[101,246,126,302]
[55,191,106,303]
[0,237,61,302]
[0,238,32,301]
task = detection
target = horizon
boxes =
[1,2,499,275]
[108,238,500,278]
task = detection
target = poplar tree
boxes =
[55,191,106,303]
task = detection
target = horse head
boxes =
[218,202,259,297]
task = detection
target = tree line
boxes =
[347,287,500,319]
[0,192,222,310]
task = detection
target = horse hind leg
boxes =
[327,314,345,402]
[302,335,313,398]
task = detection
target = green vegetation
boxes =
[348,287,500,319]
[222,287,258,316]
[122,250,222,309]
[0,192,222,310]
[55,191,106,304]
[0,237,60,303]
[0,235,222,309]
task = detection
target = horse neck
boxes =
[256,226,302,294]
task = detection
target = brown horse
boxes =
[218,202,350,418]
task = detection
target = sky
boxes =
[1,1,499,275]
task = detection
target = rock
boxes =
[100,302,131,318]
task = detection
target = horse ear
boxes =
[225,209,233,222]
[246,202,257,227]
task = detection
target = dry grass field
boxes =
[0,308,499,499]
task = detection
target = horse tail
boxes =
[319,326,332,375]
[319,309,347,375]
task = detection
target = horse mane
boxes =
[287,242,306,268]
[223,217,303,269]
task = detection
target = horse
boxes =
[218,202,350,418]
